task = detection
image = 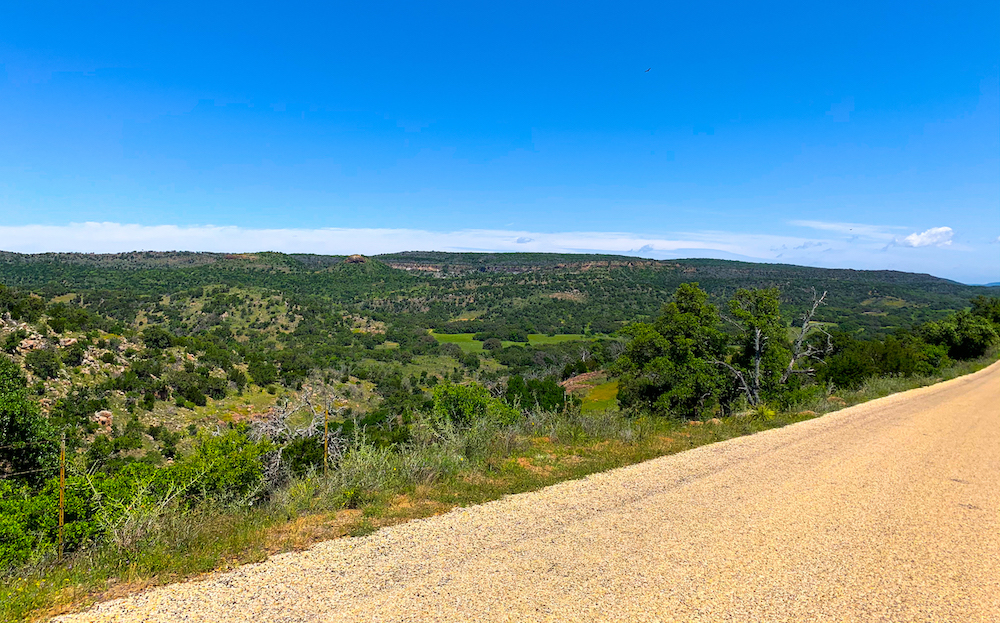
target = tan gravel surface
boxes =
[56,362,1000,623]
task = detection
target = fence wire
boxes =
[0,465,60,480]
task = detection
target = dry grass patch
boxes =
[266,510,362,553]
[515,456,554,476]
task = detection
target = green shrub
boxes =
[281,436,325,477]
[170,427,273,506]
[62,342,87,367]
[248,359,277,386]
[0,476,100,569]
[141,326,174,349]
[922,310,998,360]
[0,356,58,485]
[505,375,575,411]
[431,382,520,428]
[2,329,27,354]
[482,338,502,351]
[25,349,62,379]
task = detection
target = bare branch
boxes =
[780,289,829,384]
[711,359,759,406]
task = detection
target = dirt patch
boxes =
[560,371,606,394]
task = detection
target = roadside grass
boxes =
[0,509,275,623]
[4,351,997,623]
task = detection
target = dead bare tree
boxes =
[779,289,833,384]
[251,386,349,484]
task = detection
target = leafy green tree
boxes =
[971,296,1000,326]
[716,288,789,406]
[922,310,998,360]
[141,325,174,349]
[0,355,57,484]
[461,352,480,370]
[614,283,727,418]
[247,359,278,386]
[482,338,502,351]
[62,341,87,367]
[2,329,27,354]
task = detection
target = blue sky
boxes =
[1,1,997,283]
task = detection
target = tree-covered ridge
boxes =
[0,250,995,337]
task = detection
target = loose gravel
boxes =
[56,362,1000,622]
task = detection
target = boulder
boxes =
[19,338,43,351]
[94,410,114,430]
[708,418,722,425]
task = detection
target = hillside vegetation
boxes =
[1,250,998,621]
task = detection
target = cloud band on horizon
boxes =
[0,221,992,284]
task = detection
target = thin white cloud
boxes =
[897,226,953,248]
[0,221,992,283]
[0,222,817,260]
[789,220,902,240]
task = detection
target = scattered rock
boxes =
[688,420,704,427]
[19,338,44,351]
[59,337,78,347]
[827,396,846,406]
[94,410,114,430]
[708,418,722,425]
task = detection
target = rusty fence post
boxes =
[59,433,65,562]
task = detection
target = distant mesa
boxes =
[344,254,367,264]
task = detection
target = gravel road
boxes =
[56,362,1000,623]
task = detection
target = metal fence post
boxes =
[59,433,65,562]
